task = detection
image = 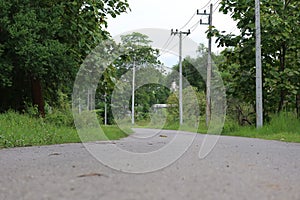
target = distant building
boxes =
[170,80,178,92]
[152,104,169,109]
[152,104,169,113]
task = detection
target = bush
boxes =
[73,110,103,128]
[0,111,79,148]
[222,116,240,134]
[44,109,74,127]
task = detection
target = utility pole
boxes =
[197,3,213,127]
[104,92,107,125]
[171,29,191,125]
[255,0,263,128]
[132,60,136,125]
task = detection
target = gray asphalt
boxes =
[0,128,299,200]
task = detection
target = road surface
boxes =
[0,128,299,200]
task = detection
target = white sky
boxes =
[107,0,238,67]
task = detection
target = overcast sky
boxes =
[107,0,238,67]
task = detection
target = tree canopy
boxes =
[0,0,129,115]
[213,0,300,121]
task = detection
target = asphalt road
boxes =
[0,128,299,200]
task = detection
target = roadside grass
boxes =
[0,111,131,148]
[135,112,300,143]
[222,113,300,143]
[3,110,298,149]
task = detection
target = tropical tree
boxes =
[213,0,300,120]
[0,0,129,115]
[115,32,161,78]
[110,32,169,123]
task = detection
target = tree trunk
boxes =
[296,94,300,118]
[278,44,286,113]
[31,77,45,117]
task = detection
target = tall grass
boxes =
[0,111,131,148]
[222,112,300,142]
[137,111,300,143]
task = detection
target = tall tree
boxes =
[213,0,300,118]
[111,32,169,122]
[115,32,161,78]
[0,0,129,115]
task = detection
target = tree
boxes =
[110,32,169,123]
[166,44,223,93]
[213,0,300,119]
[0,0,130,115]
[115,32,161,78]
[166,86,205,126]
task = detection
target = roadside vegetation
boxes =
[0,111,130,148]
[221,113,300,143]
[0,0,299,148]
[135,111,300,143]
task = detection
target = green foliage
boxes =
[0,0,130,113]
[115,32,161,78]
[44,109,74,127]
[166,92,179,123]
[262,112,300,135]
[222,112,300,143]
[215,0,300,119]
[0,111,130,148]
[167,57,206,92]
[155,112,300,143]
[0,111,78,148]
[105,32,166,123]
[166,86,205,125]
[74,110,104,128]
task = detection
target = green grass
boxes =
[222,113,300,143]
[2,110,298,149]
[135,112,300,143]
[0,111,131,148]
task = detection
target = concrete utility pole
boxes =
[255,0,263,128]
[132,60,136,125]
[104,92,107,125]
[171,29,191,125]
[197,3,213,127]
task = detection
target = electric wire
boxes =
[213,0,221,13]
[198,0,213,11]
[158,35,176,57]
[179,12,197,30]
[158,0,217,59]
[161,35,175,52]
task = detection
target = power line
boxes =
[213,0,221,8]
[159,31,192,57]
[179,0,216,31]
[212,0,222,14]
[159,0,216,58]
[161,35,175,53]
[180,12,197,30]
[159,0,216,59]
[161,35,173,50]
[190,22,200,32]
[198,0,213,11]
[165,34,189,55]
[158,35,176,57]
